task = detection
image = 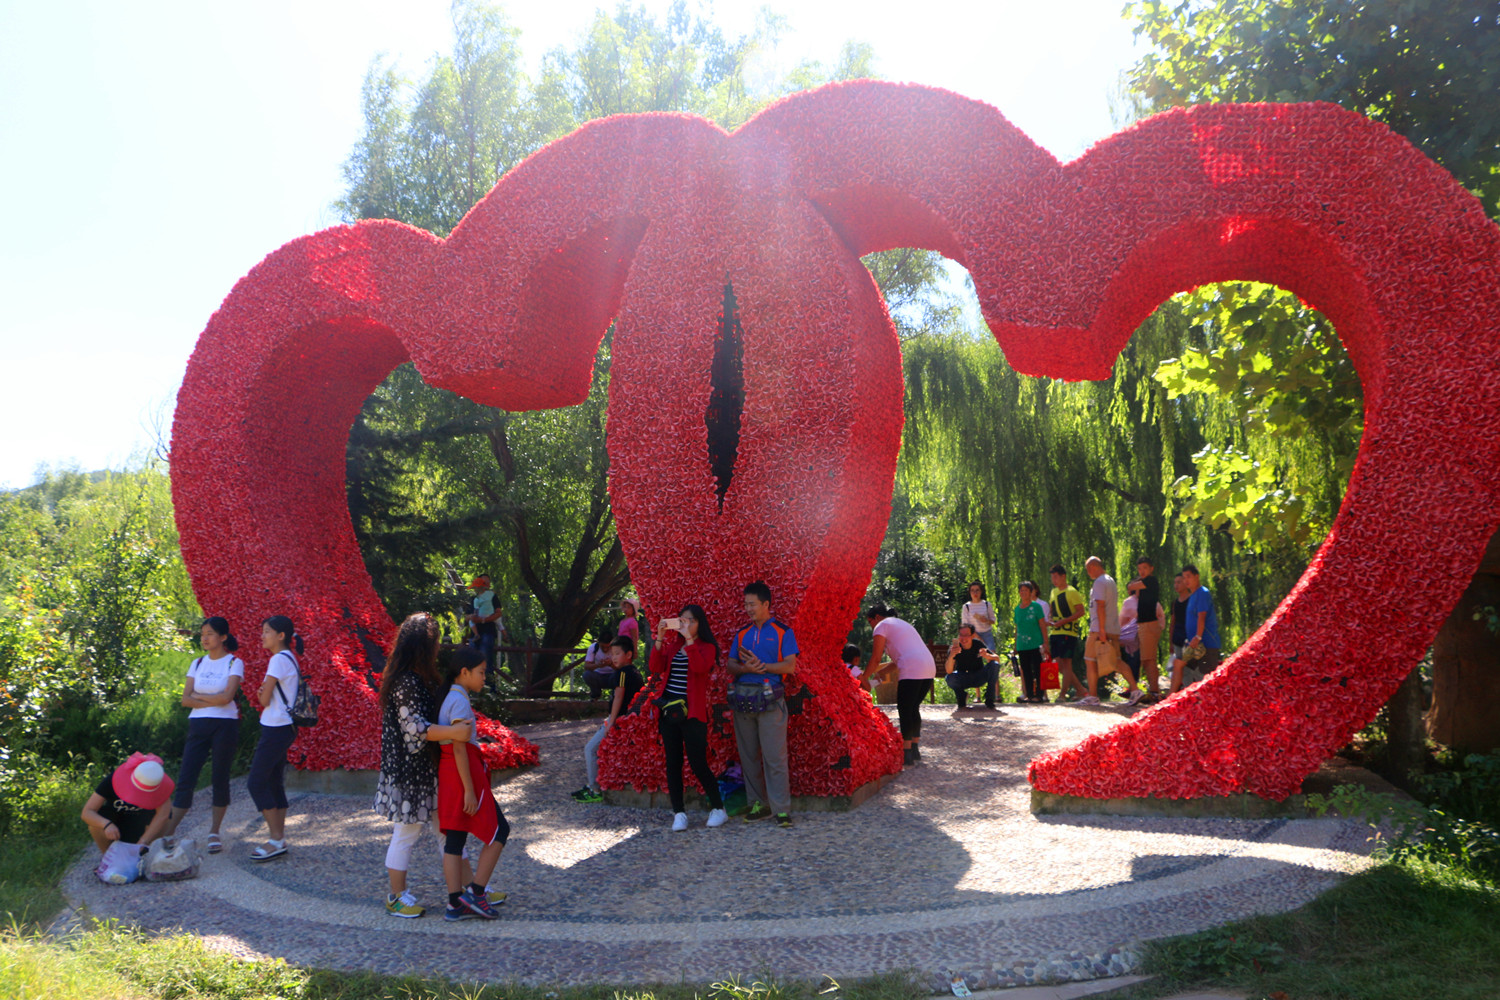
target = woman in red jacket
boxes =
[650,604,727,832]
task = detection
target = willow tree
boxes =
[894,294,1345,650]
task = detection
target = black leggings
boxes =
[896,678,933,740]
[1018,648,1043,700]
[173,716,240,809]
[659,714,723,812]
[247,724,297,811]
[443,801,509,855]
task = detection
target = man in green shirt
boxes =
[1047,565,1089,702]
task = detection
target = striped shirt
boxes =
[664,650,689,698]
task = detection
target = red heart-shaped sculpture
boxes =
[174,81,1500,799]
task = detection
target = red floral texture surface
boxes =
[173,81,1500,798]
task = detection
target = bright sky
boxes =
[0,0,1140,489]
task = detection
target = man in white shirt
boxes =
[1080,556,1143,707]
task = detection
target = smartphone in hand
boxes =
[659,617,682,631]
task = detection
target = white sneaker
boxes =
[671,812,689,832]
[1077,695,1101,706]
[1125,688,1145,706]
[706,808,728,828]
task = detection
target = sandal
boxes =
[250,840,287,861]
[207,833,223,855]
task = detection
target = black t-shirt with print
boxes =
[94,774,154,844]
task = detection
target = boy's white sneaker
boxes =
[671,812,689,832]
[706,808,728,828]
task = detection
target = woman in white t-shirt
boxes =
[160,616,244,854]
[961,582,998,652]
[246,614,302,861]
[865,605,937,766]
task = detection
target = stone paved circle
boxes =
[62,704,1374,990]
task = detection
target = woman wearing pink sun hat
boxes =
[82,752,175,853]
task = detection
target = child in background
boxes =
[437,647,509,921]
[842,643,865,687]
[573,636,643,803]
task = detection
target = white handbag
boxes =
[143,836,202,881]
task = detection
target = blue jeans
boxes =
[945,663,999,707]
[475,627,498,673]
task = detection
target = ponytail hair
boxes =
[202,616,239,653]
[263,615,304,655]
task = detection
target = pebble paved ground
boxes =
[63,703,1373,991]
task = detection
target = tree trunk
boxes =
[1427,528,1500,754]
[1385,665,1426,783]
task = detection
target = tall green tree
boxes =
[1127,0,1500,215]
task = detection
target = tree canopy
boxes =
[1126,0,1500,215]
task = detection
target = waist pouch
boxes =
[655,696,688,724]
[728,676,785,713]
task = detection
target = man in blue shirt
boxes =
[1170,563,1222,691]
[728,581,799,828]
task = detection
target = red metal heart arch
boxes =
[173,82,1500,799]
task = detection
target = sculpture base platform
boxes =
[1030,754,1409,818]
[603,771,897,813]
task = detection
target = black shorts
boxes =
[1049,634,1078,660]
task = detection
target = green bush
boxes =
[1419,752,1500,829]
[0,756,95,923]
[1305,783,1500,882]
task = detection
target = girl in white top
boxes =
[247,614,303,861]
[961,582,997,652]
[161,616,244,853]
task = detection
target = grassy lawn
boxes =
[0,920,926,1000]
[1120,856,1500,1000]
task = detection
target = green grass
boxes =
[1118,856,1500,1000]
[0,764,96,926]
[0,921,928,1000]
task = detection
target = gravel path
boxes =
[62,703,1373,991]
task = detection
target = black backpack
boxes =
[272,652,321,727]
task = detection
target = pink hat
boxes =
[112,752,175,810]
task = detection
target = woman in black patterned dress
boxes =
[375,613,473,918]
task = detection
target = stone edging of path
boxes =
[924,946,1144,994]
